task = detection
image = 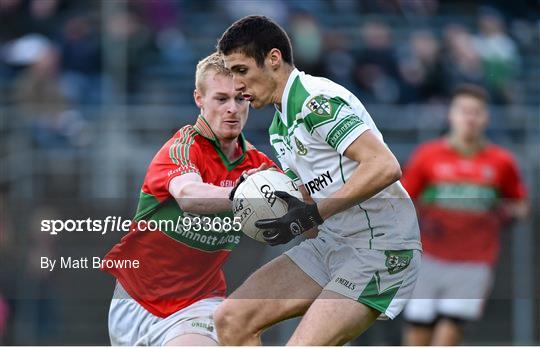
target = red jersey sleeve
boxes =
[402,144,430,199]
[144,128,201,202]
[498,152,527,200]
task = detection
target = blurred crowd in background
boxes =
[0,0,539,345]
[1,0,539,150]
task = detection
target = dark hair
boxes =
[217,15,293,67]
[451,83,490,103]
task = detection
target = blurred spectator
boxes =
[59,15,103,105]
[220,0,288,24]
[441,24,485,92]
[104,9,158,93]
[356,0,438,15]
[0,294,7,344]
[473,7,520,104]
[353,21,400,103]
[131,0,180,33]
[0,189,12,344]
[13,40,87,149]
[398,30,446,103]
[0,0,26,42]
[288,11,325,76]
[129,0,193,65]
[321,30,356,91]
[14,206,60,344]
[26,0,64,40]
[398,0,439,17]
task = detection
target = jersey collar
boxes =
[193,115,217,142]
[275,68,301,126]
[445,135,488,157]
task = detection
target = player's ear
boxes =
[193,89,203,109]
[267,48,282,70]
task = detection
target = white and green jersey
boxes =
[270,69,421,251]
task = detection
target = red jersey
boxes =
[402,138,526,265]
[102,116,275,318]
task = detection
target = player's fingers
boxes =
[274,191,294,203]
[255,218,279,229]
[245,162,270,176]
[245,168,259,175]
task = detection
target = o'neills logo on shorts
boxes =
[191,321,214,332]
[335,277,356,291]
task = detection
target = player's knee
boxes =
[213,302,229,331]
[214,300,253,343]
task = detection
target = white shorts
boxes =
[108,283,221,346]
[284,234,421,319]
[404,254,493,323]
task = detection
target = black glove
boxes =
[229,172,249,201]
[255,191,324,246]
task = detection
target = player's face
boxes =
[223,52,278,109]
[195,73,249,141]
[448,95,489,141]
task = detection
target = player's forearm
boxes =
[317,158,401,220]
[175,183,232,214]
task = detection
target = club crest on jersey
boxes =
[307,96,331,117]
[294,137,308,156]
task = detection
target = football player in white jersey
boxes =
[216,15,422,345]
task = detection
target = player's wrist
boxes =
[306,203,324,226]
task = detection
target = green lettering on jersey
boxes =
[325,114,363,149]
[421,183,499,212]
[140,199,242,252]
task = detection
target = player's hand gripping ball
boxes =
[231,170,303,243]
[255,191,323,245]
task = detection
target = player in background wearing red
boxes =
[402,84,529,346]
[101,53,274,346]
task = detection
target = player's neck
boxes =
[448,134,486,156]
[219,138,242,162]
[273,64,295,110]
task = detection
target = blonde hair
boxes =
[195,52,231,93]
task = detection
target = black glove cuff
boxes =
[228,188,236,201]
[229,173,248,201]
[307,203,324,225]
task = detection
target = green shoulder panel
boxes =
[269,111,288,137]
[286,76,310,127]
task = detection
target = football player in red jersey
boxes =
[101,53,275,346]
[402,84,529,345]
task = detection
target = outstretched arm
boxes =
[169,173,232,214]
